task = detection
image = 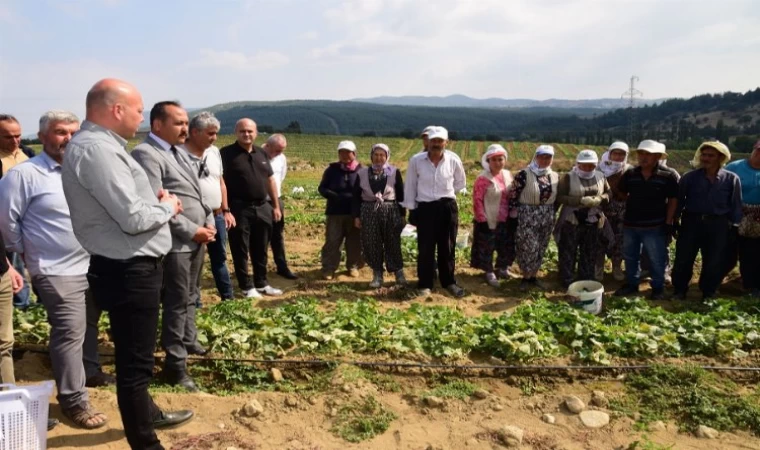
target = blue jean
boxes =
[10,253,31,308]
[623,226,667,291]
[206,213,234,300]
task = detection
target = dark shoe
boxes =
[277,268,298,280]
[187,345,209,356]
[446,284,466,298]
[164,370,200,393]
[669,290,687,301]
[48,418,59,430]
[85,371,116,388]
[649,289,665,301]
[519,278,533,292]
[153,409,194,429]
[614,285,639,297]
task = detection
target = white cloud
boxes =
[191,49,290,71]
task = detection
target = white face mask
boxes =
[573,166,596,179]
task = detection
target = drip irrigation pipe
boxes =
[17,347,760,373]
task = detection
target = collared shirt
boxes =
[403,150,466,209]
[0,152,90,276]
[0,148,29,176]
[181,144,224,210]
[677,168,743,224]
[618,165,679,227]
[726,159,760,205]
[61,120,174,259]
[220,142,274,203]
[0,232,7,276]
[269,153,287,198]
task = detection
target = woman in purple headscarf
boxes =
[352,143,406,288]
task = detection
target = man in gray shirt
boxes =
[132,101,215,392]
[62,78,192,450]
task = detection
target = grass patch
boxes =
[611,364,760,434]
[330,396,397,443]
[423,379,478,400]
[625,436,675,450]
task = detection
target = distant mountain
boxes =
[350,94,668,109]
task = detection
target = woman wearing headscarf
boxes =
[555,149,611,288]
[509,145,559,290]
[470,144,515,287]
[594,141,631,281]
[352,143,406,288]
[318,140,364,280]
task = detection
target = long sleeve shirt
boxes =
[676,168,743,225]
[403,150,466,209]
[0,152,90,276]
[61,120,174,260]
[318,162,362,216]
[472,173,509,224]
[351,168,405,217]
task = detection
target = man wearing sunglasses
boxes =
[182,112,236,303]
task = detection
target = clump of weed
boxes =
[611,364,760,434]
[423,379,478,400]
[330,396,397,443]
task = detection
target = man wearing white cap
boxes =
[404,126,467,297]
[671,141,742,301]
[614,140,679,300]
[408,126,436,228]
[318,140,364,279]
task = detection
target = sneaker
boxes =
[244,288,262,299]
[394,270,407,286]
[418,288,432,297]
[446,284,466,298]
[649,289,665,301]
[369,271,384,289]
[322,271,334,281]
[612,266,625,281]
[669,290,687,301]
[664,274,673,286]
[485,272,499,288]
[258,285,283,296]
[348,268,360,278]
[614,285,639,297]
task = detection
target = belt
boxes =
[418,198,455,205]
[91,254,164,265]
[685,212,726,221]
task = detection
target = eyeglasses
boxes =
[197,157,209,178]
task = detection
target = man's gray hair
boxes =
[189,111,221,132]
[39,110,80,133]
[266,133,287,147]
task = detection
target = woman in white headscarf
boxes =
[509,145,559,290]
[555,149,611,288]
[470,144,515,287]
[352,143,406,288]
[594,141,632,281]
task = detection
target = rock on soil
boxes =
[424,396,444,408]
[242,400,264,417]
[498,425,524,447]
[270,368,284,382]
[590,390,609,408]
[579,410,610,429]
[542,413,556,424]
[696,425,719,439]
[472,389,489,400]
[564,395,585,414]
[650,420,667,431]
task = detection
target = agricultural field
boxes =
[13,134,760,450]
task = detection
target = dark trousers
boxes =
[83,289,105,379]
[206,213,234,300]
[557,222,600,287]
[161,247,204,372]
[416,199,458,289]
[269,197,290,272]
[88,255,163,450]
[672,214,730,296]
[228,202,273,290]
[738,236,760,290]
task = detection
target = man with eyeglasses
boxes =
[182,112,236,303]
[132,101,215,392]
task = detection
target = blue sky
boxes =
[1,0,759,134]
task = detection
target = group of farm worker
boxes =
[318,126,760,302]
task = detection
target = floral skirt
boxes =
[470,220,517,272]
[516,204,555,276]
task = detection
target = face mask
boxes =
[573,166,597,179]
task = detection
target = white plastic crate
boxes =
[0,381,54,450]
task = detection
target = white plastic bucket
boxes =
[567,280,604,315]
[0,381,54,450]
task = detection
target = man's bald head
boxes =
[235,118,257,150]
[84,78,144,139]
[264,133,287,157]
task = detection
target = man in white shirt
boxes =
[182,112,236,302]
[263,134,297,279]
[403,126,467,298]
[0,110,110,429]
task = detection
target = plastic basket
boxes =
[0,381,54,450]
